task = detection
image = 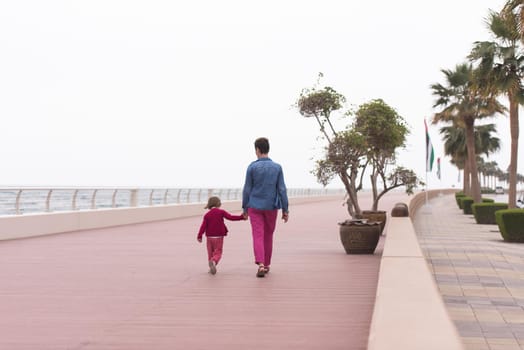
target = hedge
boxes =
[472,202,508,225]
[495,209,524,242]
[462,197,495,215]
[455,192,466,208]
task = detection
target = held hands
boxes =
[241,211,287,222]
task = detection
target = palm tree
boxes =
[484,160,501,189]
[477,124,500,190]
[518,173,524,187]
[431,63,504,202]
[439,125,469,192]
[439,123,501,193]
[475,123,501,191]
[469,9,524,208]
[503,1,524,42]
[499,168,510,188]
[477,157,488,189]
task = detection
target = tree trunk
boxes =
[314,115,332,144]
[508,97,519,208]
[370,172,378,211]
[339,169,361,219]
[463,161,470,195]
[465,117,482,203]
[339,174,355,218]
[349,167,362,217]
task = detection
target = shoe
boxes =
[209,261,217,275]
[256,265,266,278]
[263,266,270,274]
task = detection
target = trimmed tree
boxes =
[353,99,420,211]
[297,78,421,218]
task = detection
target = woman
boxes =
[242,137,289,277]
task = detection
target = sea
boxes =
[0,188,343,216]
[0,188,241,216]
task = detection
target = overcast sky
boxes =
[1,0,521,190]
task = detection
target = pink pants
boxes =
[248,208,278,266]
[206,237,224,264]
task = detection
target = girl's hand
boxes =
[197,237,202,243]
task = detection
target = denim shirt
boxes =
[242,157,289,213]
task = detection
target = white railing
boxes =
[0,187,345,216]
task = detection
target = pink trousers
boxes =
[206,237,224,264]
[248,208,278,266]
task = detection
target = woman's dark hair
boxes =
[254,137,270,154]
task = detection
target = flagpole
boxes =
[437,157,442,196]
[425,170,429,205]
[439,173,443,196]
[424,117,434,208]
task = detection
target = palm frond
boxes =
[489,10,520,42]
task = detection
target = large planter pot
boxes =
[359,210,387,234]
[339,219,381,254]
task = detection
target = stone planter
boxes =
[391,202,409,217]
[359,210,387,235]
[339,219,381,254]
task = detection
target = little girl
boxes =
[197,196,245,275]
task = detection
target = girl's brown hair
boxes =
[205,196,221,209]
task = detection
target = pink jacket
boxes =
[197,208,244,240]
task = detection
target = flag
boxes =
[425,119,434,172]
[437,157,441,180]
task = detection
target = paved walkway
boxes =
[0,193,407,350]
[413,194,524,350]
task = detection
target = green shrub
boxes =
[455,191,465,199]
[457,194,467,209]
[460,197,494,213]
[481,187,495,194]
[455,191,466,209]
[461,197,474,214]
[472,202,508,224]
[495,209,524,242]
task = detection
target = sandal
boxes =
[209,260,217,275]
[256,265,266,278]
[263,266,270,274]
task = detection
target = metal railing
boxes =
[0,187,345,216]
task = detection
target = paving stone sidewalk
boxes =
[413,194,524,350]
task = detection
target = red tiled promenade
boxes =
[0,192,407,350]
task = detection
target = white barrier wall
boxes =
[0,196,341,241]
[367,189,463,350]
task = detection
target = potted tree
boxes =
[352,99,419,234]
[296,77,421,254]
